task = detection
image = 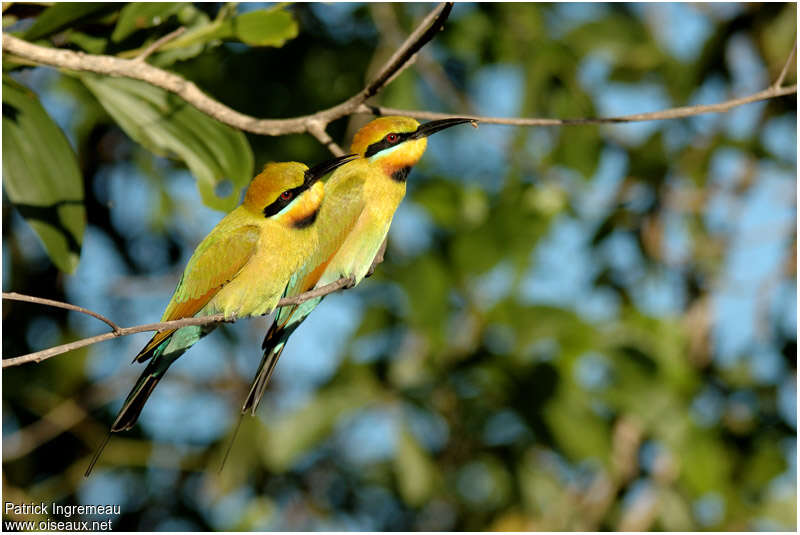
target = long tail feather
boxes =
[218,412,245,473]
[220,328,285,471]
[84,431,112,477]
[241,335,286,415]
[111,360,169,432]
[114,333,182,432]
[222,324,290,471]
[240,292,328,415]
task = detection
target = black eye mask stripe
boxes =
[262,154,357,218]
[263,183,307,217]
[364,131,414,158]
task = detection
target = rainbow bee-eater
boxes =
[241,117,476,414]
[86,154,356,475]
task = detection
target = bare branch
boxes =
[361,3,452,99]
[278,276,355,306]
[0,3,453,139]
[2,276,356,368]
[1,32,296,134]
[4,2,793,145]
[1,315,223,368]
[134,26,186,62]
[370,3,474,113]
[307,120,345,157]
[773,36,797,89]
[359,83,797,126]
[3,291,121,332]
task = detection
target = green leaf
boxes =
[24,3,119,41]
[80,74,253,211]
[2,75,86,273]
[66,30,108,54]
[111,2,183,42]
[222,8,299,47]
[153,6,297,58]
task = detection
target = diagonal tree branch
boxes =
[1,276,355,369]
[3,5,794,142]
[773,36,797,90]
[0,2,453,139]
[307,120,345,157]
[369,3,474,114]
[361,3,453,100]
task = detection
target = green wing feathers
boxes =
[134,224,260,364]
[167,224,261,311]
[112,353,171,432]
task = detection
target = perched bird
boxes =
[86,154,356,475]
[241,117,476,414]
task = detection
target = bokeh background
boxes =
[2,2,797,531]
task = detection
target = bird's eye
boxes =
[386,133,398,143]
[280,191,293,201]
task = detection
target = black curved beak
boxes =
[409,118,478,139]
[304,153,358,186]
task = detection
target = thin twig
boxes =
[370,3,473,113]
[278,276,355,306]
[0,3,453,138]
[3,291,121,332]
[773,36,797,89]
[1,276,355,368]
[134,26,186,62]
[307,120,345,157]
[359,83,797,126]
[3,3,794,138]
[361,3,452,100]
[1,315,223,368]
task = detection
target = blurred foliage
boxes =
[2,74,85,273]
[80,74,253,211]
[2,2,797,531]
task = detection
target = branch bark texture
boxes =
[1,276,354,369]
[3,7,794,138]
[1,3,453,139]
[358,84,797,126]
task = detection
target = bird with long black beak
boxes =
[242,117,477,414]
